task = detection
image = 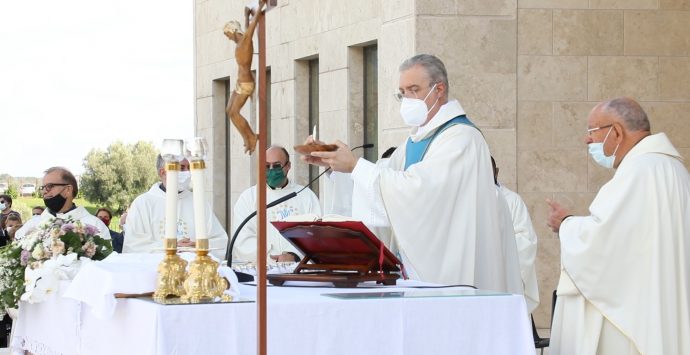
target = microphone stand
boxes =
[226,143,373,281]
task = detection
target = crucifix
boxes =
[223,0,274,354]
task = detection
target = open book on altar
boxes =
[281,213,356,222]
[269,215,404,287]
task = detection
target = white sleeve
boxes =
[122,199,159,254]
[206,205,229,260]
[231,190,259,263]
[351,158,390,227]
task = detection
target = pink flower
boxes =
[51,239,66,256]
[83,240,97,258]
[61,223,75,233]
[84,224,99,236]
[20,250,30,266]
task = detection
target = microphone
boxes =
[225,143,374,280]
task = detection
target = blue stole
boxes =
[404,115,477,170]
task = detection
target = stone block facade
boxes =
[196,0,690,327]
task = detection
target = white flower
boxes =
[19,231,39,250]
[31,244,45,260]
[50,253,80,279]
[20,253,79,304]
[51,239,66,255]
[21,265,59,304]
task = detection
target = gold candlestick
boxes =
[153,139,188,302]
[181,239,232,303]
[153,239,188,302]
[181,138,232,303]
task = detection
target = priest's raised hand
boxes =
[308,140,357,173]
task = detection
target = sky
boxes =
[0,0,194,178]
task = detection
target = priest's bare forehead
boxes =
[597,97,651,132]
[267,145,290,163]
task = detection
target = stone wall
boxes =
[196,0,690,328]
[515,0,690,327]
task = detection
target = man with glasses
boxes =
[14,167,110,240]
[303,54,521,293]
[123,155,228,259]
[546,97,690,355]
[232,145,321,263]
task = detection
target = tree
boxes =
[5,184,18,199]
[80,141,159,213]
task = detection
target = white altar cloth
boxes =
[12,280,534,355]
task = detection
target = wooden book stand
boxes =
[267,221,402,288]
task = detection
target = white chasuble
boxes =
[232,180,321,264]
[16,206,111,241]
[351,100,520,292]
[123,184,229,259]
[496,187,527,298]
[499,185,540,313]
[552,133,690,355]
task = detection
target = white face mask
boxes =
[588,126,620,169]
[0,203,5,211]
[399,83,440,127]
[177,171,191,192]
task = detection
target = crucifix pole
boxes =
[256,3,268,355]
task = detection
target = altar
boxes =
[11,280,534,355]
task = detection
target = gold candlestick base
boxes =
[181,249,232,304]
[153,249,188,303]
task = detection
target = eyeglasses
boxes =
[39,183,70,192]
[266,162,287,170]
[587,124,613,136]
[394,83,437,102]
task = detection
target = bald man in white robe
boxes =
[547,97,690,355]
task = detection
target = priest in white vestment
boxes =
[323,171,354,216]
[492,157,540,313]
[324,148,396,217]
[16,167,110,240]
[547,97,690,355]
[232,146,321,264]
[305,54,522,292]
[123,156,228,259]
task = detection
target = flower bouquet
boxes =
[0,217,112,315]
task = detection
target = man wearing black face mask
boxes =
[14,167,110,240]
[232,145,321,264]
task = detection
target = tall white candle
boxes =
[161,138,184,245]
[190,163,207,240]
[164,167,179,240]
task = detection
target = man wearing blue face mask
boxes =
[303,54,521,294]
[233,145,321,264]
[123,155,228,259]
[546,97,690,355]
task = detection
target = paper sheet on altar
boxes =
[63,253,240,319]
